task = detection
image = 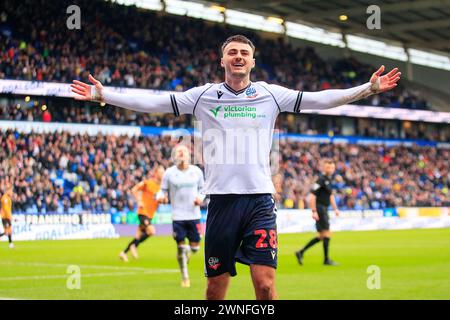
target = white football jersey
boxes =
[171,81,302,194]
[161,165,205,221]
[104,81,302,194]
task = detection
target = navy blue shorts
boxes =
[172,219,202,243]
[204,194,278,277]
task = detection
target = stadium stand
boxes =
[1,130,449,215]
[0,0,448,218]
[1,100,448,141]
[0,0,429,109]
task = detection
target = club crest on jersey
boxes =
[245,86,258,98]
[217,90,224,99]
[208,257,221,270]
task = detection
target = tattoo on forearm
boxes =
[344,84,373,103]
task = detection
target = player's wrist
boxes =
[369,78,381,94]
[91,85,104,102]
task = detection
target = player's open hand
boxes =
[370,65,401,94]
[71,74,104,102]
[334,209,340,217]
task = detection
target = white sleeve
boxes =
[156,171,169,201]
[262,83,303,114]
[196,167,206,201]
[300,82,373,110]
[101,83,213,116]
[263,82,374,112]
[160,170,170,192]
[172,83,214,115]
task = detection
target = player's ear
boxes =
[220,57,225,68]
[252,58,256,69]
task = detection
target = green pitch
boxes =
[0,228,449,300]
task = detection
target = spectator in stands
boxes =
[0,129,448,214]
[42,109,52,122]
[0,0,428,110]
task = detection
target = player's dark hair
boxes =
[221,35,255,54]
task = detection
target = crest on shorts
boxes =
[208,257,221,270]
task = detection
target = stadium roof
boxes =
[201,0,450,55]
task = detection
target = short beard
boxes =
[227,67,249,79]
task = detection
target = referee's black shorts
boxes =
[315,204,330,232]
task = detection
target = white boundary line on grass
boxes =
[0,271,175,281]
[0,261,178,273]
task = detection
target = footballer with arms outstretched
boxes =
[157,144,205,288]
[71,35,401,300]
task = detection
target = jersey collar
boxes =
[222,82,252,96]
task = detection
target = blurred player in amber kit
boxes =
[158,145,205,288]
[119,166,165,262]
[296,159,340,266]
[0,186,14,249]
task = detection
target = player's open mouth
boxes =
[233,63,244,67]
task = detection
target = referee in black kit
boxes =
[295,158,340,266]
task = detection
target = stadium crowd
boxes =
[1,102,448,142]
[0,103,190,128]
[0,0,428,109]
[1,130,448,215]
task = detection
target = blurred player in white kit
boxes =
[157,144,205,288]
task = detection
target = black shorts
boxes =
[2,218,11,229]
[315,205,330,232]
[138,215,152,229]
[172,219,202,243]
[205,194,278,277]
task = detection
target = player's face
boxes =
[324,163,335,176]
[221,42,255,79]
[174,145,190,165]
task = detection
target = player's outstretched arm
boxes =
[301,65,401,110]
[71,74,173,113]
